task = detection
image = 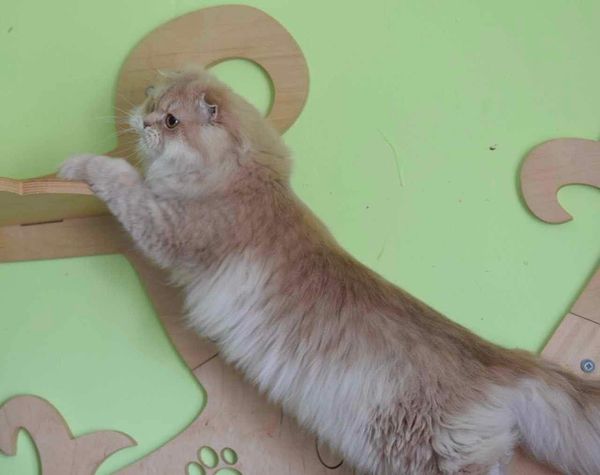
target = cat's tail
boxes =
[512,358,600,475]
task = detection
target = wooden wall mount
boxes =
[509,138,600,475]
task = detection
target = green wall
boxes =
[1,0,599,472]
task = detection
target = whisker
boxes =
[115,94,137,110]
[121,148,142,163]
[112,106,134,116]
[89,117,132,126]
[113,127,136,134]
[88,131,139,151]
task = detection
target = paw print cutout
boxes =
[187,446,241,475]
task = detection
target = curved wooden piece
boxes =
[0,4,309,227]
[520,136,600,324]
[0,395,135,474]
[113,4,309,148]
[520,138,600,223]
[514,139,600,474]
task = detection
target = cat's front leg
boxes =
[58,154,145,211]
[58,154,178,267]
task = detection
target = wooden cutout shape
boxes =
[0,5,353,474]
[110,3,309,157]
[520,138,600,224]
[509,138,600,474]
[0,395,135,474]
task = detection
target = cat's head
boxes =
[130,67,289,194]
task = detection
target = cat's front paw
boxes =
[59,155,139,188]
[58,154,98,181]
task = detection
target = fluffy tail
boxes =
[513,360,600,475]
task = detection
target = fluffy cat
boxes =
[59,68,600,475]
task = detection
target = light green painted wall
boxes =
[1,0,599,472]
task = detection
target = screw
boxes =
[580,359,596,373]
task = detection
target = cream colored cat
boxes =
[59,69,600,475]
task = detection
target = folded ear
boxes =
[197,83,245,148]
[198,93,218,123]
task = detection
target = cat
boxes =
[59,68,600,475]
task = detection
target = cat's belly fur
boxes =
[177,256,517,475]
[180,255,404,472]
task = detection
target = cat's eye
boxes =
[165,114,179,129]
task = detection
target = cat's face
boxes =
[129,69,290,193]
[135,88,216,158]
[130,69,236,187]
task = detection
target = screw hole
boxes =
[580,359,595,373]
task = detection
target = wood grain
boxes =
[0,182,104,227]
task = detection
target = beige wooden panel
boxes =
[542,313,600,377]
[571,268,600,324]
